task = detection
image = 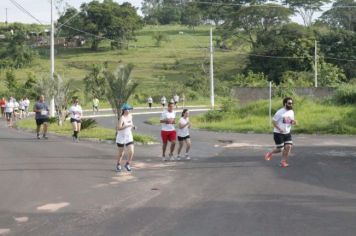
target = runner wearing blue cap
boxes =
[115,103,135,172]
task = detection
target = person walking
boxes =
[173,94,179,108]
[92,96,99,114]
[147,96,153,109]
[177,109,191,160]
[23,97,30,117]
[33,95,50,139]
[0,97,6,118]
[4,97,14,127]
[160,102,176,161]
[160,96,166,108]
[115,103,135,172]
[264,97,297,167]
[68,98,83,142]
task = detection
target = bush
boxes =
[48,117,58,124]
[81,118,98,130]
[201,110,223,122]
[333,84,356,104]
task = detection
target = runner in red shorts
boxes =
[160,102,176,161]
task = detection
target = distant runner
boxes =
[147,96,153,109]
[33,95,49,139]
[177,109,191,160]
[68,98,83,142]
[264,97,297,167]
[160,102,176,161]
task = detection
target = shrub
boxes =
[48,117,58,124]
[333,84,356,104]
[81,118,98,130]
[201,110,223,122]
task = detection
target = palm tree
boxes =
[103,63,138,117]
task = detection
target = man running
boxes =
[160,102,176,161]
[4,97,14,127]
[92,96,99,114]
[68,98,83,142]
[147,96,153,109]
[160,96,166,108]
[264,97,297,167]
[173,94,179,108]
[33,95,49,139]
[0,97,6,118]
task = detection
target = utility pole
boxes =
[50,0,55,117]
[314,40,318,88]
[5,8,8,25]
[209,27,215,109]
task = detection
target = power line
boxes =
[8,0,44,25]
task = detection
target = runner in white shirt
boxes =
[18,98,25,119]
[173,94,179,108]
[13,99,19,120]
[68,98,83,142]
[160,102,176,161]
[23,97,30,117]
[177,109,191,160]
[264,97,297,167]
[160,96,166,108]
[115,103,135,172]
[147,96,153,109]
[4,97,14,127]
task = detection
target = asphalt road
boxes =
[1,110,356,236]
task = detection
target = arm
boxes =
[116,117,132,131]
[272,120,283,133]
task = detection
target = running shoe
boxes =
[124,163,132,172]
[72,135,75,141]
[169,153,175,161]
[176,155,181,161]
[280,160,289,168]
[42,135,48,140]
[37,134,40,140]
[162,156,167,161]
[116,164,122,172]
[185,154,191,160]
[264,152,273,161]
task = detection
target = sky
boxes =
[0,0,327,25]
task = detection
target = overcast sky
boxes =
[0,0,326,25]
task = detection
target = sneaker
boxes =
[42,135,48,140]
[72,135,75,141]
[162,156,167,162]
[280,160,289,168]
[176,155,181,161]
[185,154,190,160]
[116,164,122,172]
[124,163,132,172]
[264,152,273,161]
[37,134,40,140]
[169,153,175,161]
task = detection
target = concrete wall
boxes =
[232,87,335,104]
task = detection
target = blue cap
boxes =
[121,103,133,110]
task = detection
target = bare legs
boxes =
[177,139,191,156]
[162,141,175,157]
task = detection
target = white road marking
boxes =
[37,202,70,212]
[0,229,10,235]
[14,217,29,223]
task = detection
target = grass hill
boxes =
[0,25,247,104]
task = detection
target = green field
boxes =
[0,25,246,106]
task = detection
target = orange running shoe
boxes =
[280,160,289,168]
[264,152,273,161]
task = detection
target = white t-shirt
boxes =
[148,97,153,103]
[174,95,179,102]
[5,101,14,113]
[160,110,176,131]
[14,102,19,110]
[161,97,166,104]
[68,104,83,120]
[24,99,30,107]
[19,101,25,110]
[177,117,190,137]
[116,115,134,144]
[273,107,295,134]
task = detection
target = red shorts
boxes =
[161,130,176,144]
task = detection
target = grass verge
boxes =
[15,118,156,144]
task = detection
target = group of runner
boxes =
[147,94,185,109]
[0,96,30,127]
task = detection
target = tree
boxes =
[152,31,170,47]
[57,0,143,51]
[196,0,239,26]
[84,64,106,99]
[103,64,138,116]
[283,0,331,26]
[319,0,356,32]
[181,3,202,29]
[221,4,292,47]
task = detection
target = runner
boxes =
[13,99,19,121]
[92,96,99,114]
[173,94,179,108]
[4,97,14,127]
[147,96,153,109]
[68,98,83,142]
[115,103,135,172]
[160,102,176,161]
[0,97,6,118]
[33,95,50,139]
[23,97,30,117]
[264,97,297,167]
[160,96,166,108]
[18,98,25,119]
[177,109,191,160]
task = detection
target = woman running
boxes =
[68,98,83,142]
[177,109,191,160]
[115,103,135,172]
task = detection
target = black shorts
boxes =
[5,112,12,119]
[36,118,49,126]
[273,132,293,149]
[178,135,190,141]
[70,118,81,123]
[116,142,134,147]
